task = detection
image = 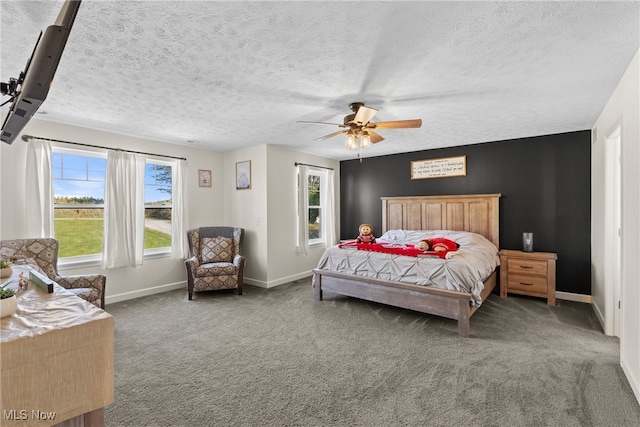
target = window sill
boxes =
[144,248,172,259]
[58,248,173,269]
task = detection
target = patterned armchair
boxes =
[0,238,107,309]
[185,227,245,300]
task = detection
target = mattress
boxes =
[314,230,500,307]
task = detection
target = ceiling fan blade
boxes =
[369,119,422,129]
[297,120,345,126]
[367,130,385,144]
[354,106,378,125]
[315,129,347,141]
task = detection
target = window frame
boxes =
[307,169,324,247]
[143,158,174,255]
[52,146,177,266]
[52,146,108,267]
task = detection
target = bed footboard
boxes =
[313,269,498,337]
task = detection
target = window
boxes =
[53,150,107,259]
[307,170,322,245]
[144,161,173,251]
[297,166,335,252]
[53,148,175,260]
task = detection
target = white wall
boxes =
[592,49,640,404]
[223,144,340,288]
[223,145,269,283]
[265,145,340,286]
[0,118,225,303]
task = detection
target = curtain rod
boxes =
[294,162,334,171]
[22,134,187,161]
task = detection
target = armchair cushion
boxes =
[201,237,234,263]
[196,262,237,277]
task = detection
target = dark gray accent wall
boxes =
[339,130,591,295]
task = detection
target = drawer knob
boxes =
[519,282,534,286]
[519,265,533,269]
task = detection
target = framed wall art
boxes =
[236,160,251,190]
[198,169,212,187]
[410,155,466,180]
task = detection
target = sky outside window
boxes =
[53,153,106,201]
[53,154,171,203]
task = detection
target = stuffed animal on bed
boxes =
[416,238,459,252]
[429,237,460,252]
[356,223,377,244]
[416,239,431,251]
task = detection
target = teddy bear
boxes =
[416,239,431,251]
[416,238,459,252]
[356,223,376,244]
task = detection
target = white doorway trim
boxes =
[604,121,622,337]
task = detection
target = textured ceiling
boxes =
[1,1,639,160]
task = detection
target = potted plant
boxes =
[0,260,12,279]
[0,280,17,318]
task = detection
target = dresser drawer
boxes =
[507,273,548,294]
[506,258,547,275]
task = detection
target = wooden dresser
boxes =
[499,249,557,306]
[1,266,114,427]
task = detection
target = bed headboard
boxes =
[381,194,501,248]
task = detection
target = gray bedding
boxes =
[314,230,500,307]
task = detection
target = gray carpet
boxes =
[104,278,640,427]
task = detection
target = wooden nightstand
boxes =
[499,249,557,306]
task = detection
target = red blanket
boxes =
[338,241,453,259]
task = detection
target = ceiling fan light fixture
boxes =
[345,131,357,150]
[300,102,421,152]
[361,131,371,148]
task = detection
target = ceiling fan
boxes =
[298,102,422,149]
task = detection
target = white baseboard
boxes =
[591,298,607,332]
[556,291,592,304]
[106,281,185,305]
[244,271,313,289]
[105,271,313,304]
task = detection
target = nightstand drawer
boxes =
[507,273,548,294]
[506,258,547,275]
[499,249,557,305]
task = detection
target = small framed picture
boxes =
[236,160,251,190]
[198,169,212,187]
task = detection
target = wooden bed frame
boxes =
[313,193,501,337]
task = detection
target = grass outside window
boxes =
[55,218,171,258]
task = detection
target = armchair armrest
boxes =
[233,254,245,268]
[54,273,107,309]
[185,255,200,269]
[233,254,245,295]
[185,255,201,301]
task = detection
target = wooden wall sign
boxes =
[410,155,466,179]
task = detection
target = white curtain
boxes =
[171,159,188,259]
[25,138,54,238]
[296,165,310,255]
[322,169,337,247]
[102,150,146,269]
